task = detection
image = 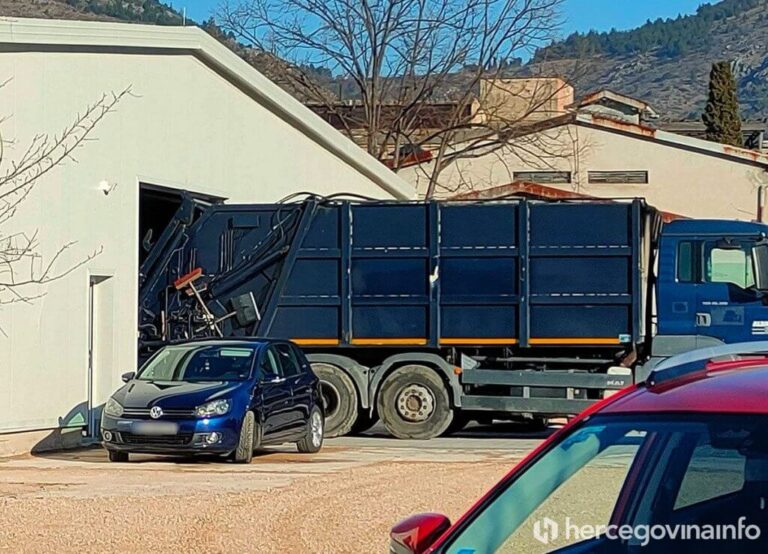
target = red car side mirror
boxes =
[390,512,451,554]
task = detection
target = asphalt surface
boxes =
[0,422,549,553]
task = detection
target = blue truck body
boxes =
[138,195,768,439]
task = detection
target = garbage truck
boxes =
[137,194,768,439]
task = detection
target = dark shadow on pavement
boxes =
[359,420,559,441]
[31,443,298,465]
[29,402,89,455]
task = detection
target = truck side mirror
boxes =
[753,243,768,291]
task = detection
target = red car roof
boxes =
[423,361,768,553]
[601,363,768,415]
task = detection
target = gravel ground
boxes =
[0,430,544,553]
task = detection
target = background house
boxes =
[566,89,659,125]
[401,110,768,220]
[0,18,413,454]
[477,77,574,124]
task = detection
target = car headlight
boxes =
[104,397,124,418]
[194,399,231,418]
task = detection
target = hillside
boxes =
[0,0,321,101]
[535,0,768,120]
[4,0,768,121]
[0,0,176,23]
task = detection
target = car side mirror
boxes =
[390,513,451,554]
[121,371,136,383]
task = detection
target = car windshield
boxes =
[444,414,768,554]
[137,344,257,382]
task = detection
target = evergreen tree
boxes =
[702,61,743,147]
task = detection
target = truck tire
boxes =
[311,363,358,438]
[349,410,378,435]
[377,365,453,440]
[524,416,549,432]
[442,411,472,435]
[232,411,255,464]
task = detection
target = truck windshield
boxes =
[137,345,256,382]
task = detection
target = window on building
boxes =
[588,170,648,184]
[513,171,571,184]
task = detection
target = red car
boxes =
[391,343,768,554]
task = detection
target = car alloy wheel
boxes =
[311,410,323,448]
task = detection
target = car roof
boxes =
[601,363,768,415]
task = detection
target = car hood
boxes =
[112,379,244,410]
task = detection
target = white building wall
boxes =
[404,123,768,220]
[0,48,406,437]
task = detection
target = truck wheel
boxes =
[377,365,453,440]
[232,411,255,464]
[312,363,358,438]
[349,410,378,435]
[519,416,549,432]
[531,417,549,431]
[442,411,472,435]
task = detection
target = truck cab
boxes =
[657,219,768,346]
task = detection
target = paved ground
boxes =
[0,423,547,553]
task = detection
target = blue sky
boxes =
[177,0,706,36]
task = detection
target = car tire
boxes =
[233,411,255,464]
[311,363,358,438]
[296,406,324,453]
[377,365,453,440]
[108,450,128,463]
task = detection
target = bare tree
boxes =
[0,86,131,306]
[217,0,579,197]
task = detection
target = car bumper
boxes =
[101,413,241,455]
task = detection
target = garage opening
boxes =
[139,183,222,264]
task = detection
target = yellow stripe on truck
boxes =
[440,338,518,345]
[291,338,340,346]
[529,337,621,345]
[293,337,619,346]
[351,338,428,345]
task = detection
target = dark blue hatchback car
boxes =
[101,339,324,463]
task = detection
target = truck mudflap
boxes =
[459,368,633,415]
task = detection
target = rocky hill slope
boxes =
[0,0,316,99]
[4,0,768,121]
[536,0,768,120]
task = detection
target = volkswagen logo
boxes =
[149,406,163,419]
